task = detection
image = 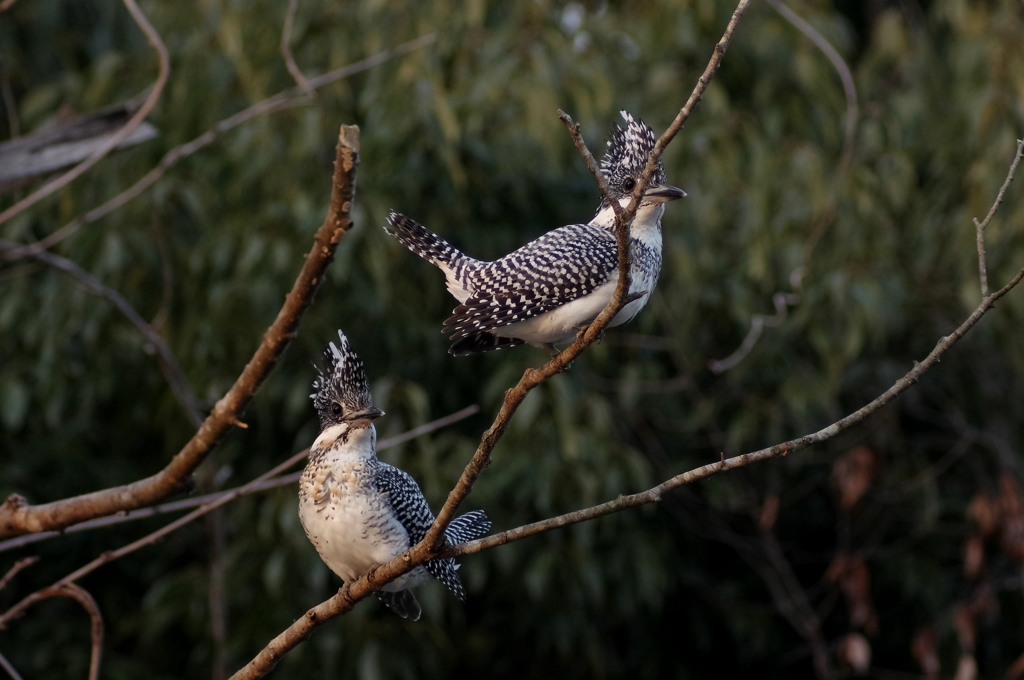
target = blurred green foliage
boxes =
[2,0,1024,678]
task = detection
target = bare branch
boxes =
[450,267,1024,558]
[0,557,38,591]
[0,405,479,553]
[0,582,104,680]
[973,138,1024,298]
[0,0,169,227]
[0,34,435,261]
[0,651,24,680]
[0,240,204,426]
[765,0,858,169]
[0,126,360,539]
[0,448,312,631]
[280,0,316,98]
[709,287,801,374]
[55,584,105,680]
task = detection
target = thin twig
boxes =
[0,405,479,553]
[0,0,169,227]
[0,34,435,261]
[0,240,204,426]
[0,126,360,539]
[280,0,316,98]
[0,557,39,591]
[709,288,801,373]
[765,0,858,169]
[973,139,1024,299]
[0,68,19,138]
[59,583,104,680]
[0,651,24,680]
[0,583,105,680]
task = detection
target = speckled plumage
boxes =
[298,331,490,620]
[384,111,685,356]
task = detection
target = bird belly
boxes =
[298,470,422,587]
[493,274,652,347]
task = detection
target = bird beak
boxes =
[644,183,686,203]
[347,406,385,428]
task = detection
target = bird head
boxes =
[598,111,685,209]
[311,330,384,433]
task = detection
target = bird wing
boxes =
[444,224,619,338]
[373,463,435,545]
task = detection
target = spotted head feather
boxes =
[597,111,666,204]
[311,330,376,431]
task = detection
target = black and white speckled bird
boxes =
[385,111,685,356]
[298,330,490,620]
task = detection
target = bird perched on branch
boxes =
[385,111,685,356]
[298,330,490,620]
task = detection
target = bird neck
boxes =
[310,422,378,463]
[591,197,665,245]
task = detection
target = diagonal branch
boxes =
[0,125,360,539]
[0,651,24,680]
[0,0,169,227]
[0,240,204,426]
[0,557,38,592]
[449,266,1024,558]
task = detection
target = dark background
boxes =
[2,0,1023,677]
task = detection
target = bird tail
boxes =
[447,332,524,357]
[385,211,466,269]
[425,510,491,601]
[445,509,491,544]
[376,589,422,620]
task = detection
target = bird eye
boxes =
[331,403,343,416]
[622,178,636,191]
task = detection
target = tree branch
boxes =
[0,240,204,426]
[974,138,1024,299]
[0,405,479,553]
[0,125,360,539]
[0,0,169,227]
[0,557,38,592]
[449,266,1024,558]
[0,651,24,680]
[0,34,435,261]
[280,0,316,98]
[0,582,105,680]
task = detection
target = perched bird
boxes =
[385,110,685,356]
[298,330,490,620]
